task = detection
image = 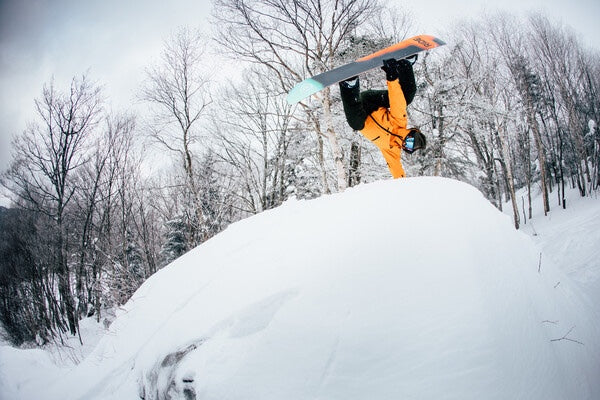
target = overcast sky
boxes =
[1,0,598,171]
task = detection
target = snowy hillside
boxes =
[1,177,599,399]
[516,188,600,318]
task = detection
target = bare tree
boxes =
[444,19,521,224]
[368,4,414,42]
[450,23,502,204]
[487,13,550,216]
[494,104,521,229]
[140,27,212,246]
[529,14,592,196]
[3,75,102,336]
[215,68,295,213]
[71,112,140,319]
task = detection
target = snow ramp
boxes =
[44,177,600,399]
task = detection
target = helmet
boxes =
[403,128,426,154]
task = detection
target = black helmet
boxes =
[403,128,426,154]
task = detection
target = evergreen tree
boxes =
[160,216,189,266]
[125,230,145,282]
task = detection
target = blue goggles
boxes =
[404,136,415,151]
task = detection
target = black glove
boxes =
[381,58,399,81]
[396,58,414,75]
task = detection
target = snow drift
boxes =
[6,177,600,399]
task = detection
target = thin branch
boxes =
[550,326,584,345]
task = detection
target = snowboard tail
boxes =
[287,35,445,104]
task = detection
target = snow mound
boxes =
[34,178,600,399]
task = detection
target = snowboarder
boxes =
[339,57,426,178]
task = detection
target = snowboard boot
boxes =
[340,75,359,89]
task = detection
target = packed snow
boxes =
[1,177,599,399]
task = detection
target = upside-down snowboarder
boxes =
[339,57,426,178]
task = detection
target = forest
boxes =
[1,0,598,346]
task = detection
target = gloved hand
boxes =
[381,58,399,81]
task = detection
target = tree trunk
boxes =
[348,141,362,187]
[321,88,347,191]
[530,118,550,215]
[496,123,520,229]
[56,216,78,336]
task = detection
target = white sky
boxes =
[1,0,598,170]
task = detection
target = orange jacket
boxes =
[359,80,411,178]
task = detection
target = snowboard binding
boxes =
[405,54,418,65]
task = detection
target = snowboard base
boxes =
[287,35,446,104]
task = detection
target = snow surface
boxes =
[517,188,600,317]
[1,177,599,399]
[0,193,11,208]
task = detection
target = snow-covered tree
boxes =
[160,216,189,267]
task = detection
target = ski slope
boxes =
[1,177,599,399]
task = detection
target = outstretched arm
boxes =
[387,79,408,129]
